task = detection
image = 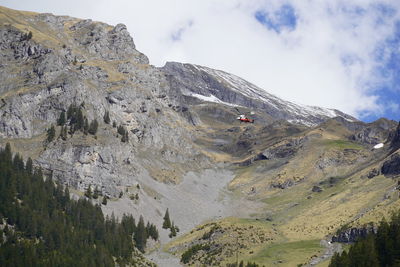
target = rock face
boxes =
[390,122,400,152]
[0,8,209,197]
[381,153,400,176]
[351,118,398,145]
[332,226,376,243]
[161,62,356,127]
[1,7,394,200]
[367,168,380,179]
[262,137,305,159]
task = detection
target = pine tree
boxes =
[113,121,117,128]
[134,216,147,252]
[83,117,89,135]
[0,139,161,265]
[163,209,171,229]
[102,196,107,205]
[169,222,177,238]
[25,157,33,175]
[117,125,126,136]
[93,186,100,199]
[88,119,98,135]
[26,31,32,40]
[76,108,84,130]
[121,132,129,143]
[85,185,92,199]
[67,104,75,120]
[103,111,110,124]
[57,111,66,126]
[60,126,68,140]
[46,125,56,143]
[152,225,159,240]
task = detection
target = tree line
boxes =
[0,144,158,266]
[47,105,130,144]
[330,210,400,267]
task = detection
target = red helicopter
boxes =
[235,108,255,123]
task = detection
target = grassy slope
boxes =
[167,121,399,266]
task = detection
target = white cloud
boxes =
[2,0,400,119]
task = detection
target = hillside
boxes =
[0,5,400,267]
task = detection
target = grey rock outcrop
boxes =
[262,137,305,159]
[350,118,397,145]
[367,168,380,178]
[381,153,400,176]
[0,11,208,197]
[161,62,356,127]
[331,226,376,243]
[390,122,400,152]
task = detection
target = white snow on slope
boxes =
[184,92,240,107]
[374,143,384,149]
[191,64,353,123]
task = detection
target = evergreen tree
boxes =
[103,111,110,124]
[113,121,117,128]
[134,216,147,252]
[117,125,126,136]
[26,31,32,40]
[163,208,171,229]
[76,108,84,130]
[88,119,98,135]
[0,143,160,266]
[25,157,33,175]
[67,103,75,120]
[57,111,66,126]
[93,186,100,199]
[147,224,159,240]
[329,212,400,267]
[46,125,56,143]
[60,126,68,140]
[84,185,92,199]
[83,117,89,135]
[102,196,107,205]
[121,132,129,143]
[169,222,177,238]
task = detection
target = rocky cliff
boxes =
[162,62,356,127]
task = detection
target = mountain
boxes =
[0,6,400,267]
[162,62,355,127]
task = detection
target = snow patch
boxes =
[185,92,239,107]
[373,143,384,149]
[193,65,352,123]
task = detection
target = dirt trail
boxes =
[306,239,342,266]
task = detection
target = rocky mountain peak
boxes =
[161,61,356,127]
[390,121,400,151]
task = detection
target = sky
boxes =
[1,0,400,122]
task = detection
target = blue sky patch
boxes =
[363,20,400,122]
[373,3,396,26]
[254,4,297,33]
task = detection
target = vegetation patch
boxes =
[0,144,158,266]
[181,244,211,264]
[250,239,322,267]
[323,140,363,150]
[330,209,400,267]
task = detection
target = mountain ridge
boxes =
[161,61,356,127]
